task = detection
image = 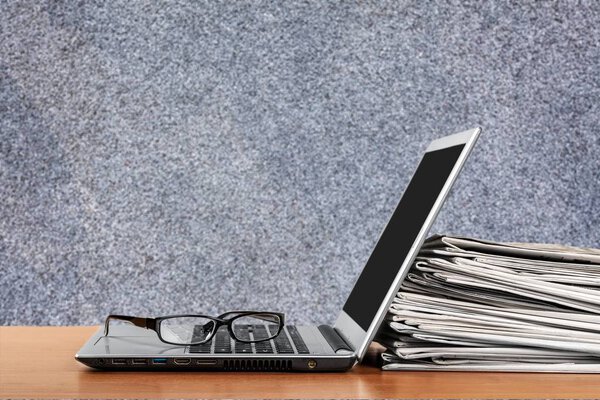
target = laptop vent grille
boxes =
[223,359,292,371]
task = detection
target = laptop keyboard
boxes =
[188,325,309,354]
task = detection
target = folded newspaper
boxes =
[378,235,600,372]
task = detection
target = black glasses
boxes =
[104,311,285,346]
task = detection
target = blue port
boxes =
[152,358,168,364]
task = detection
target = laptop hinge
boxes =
[318,325,353,353]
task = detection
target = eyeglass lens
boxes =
[159,316,216,345]
[231,313,281,342]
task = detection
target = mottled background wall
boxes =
[1,1,599,325]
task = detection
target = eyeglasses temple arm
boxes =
[104,315,155,336]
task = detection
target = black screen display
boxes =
[342,144,465,330]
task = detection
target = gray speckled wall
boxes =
[1,1,599,326]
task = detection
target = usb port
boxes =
[174,358,191,365]
[132,359,147,365]
[112,359,127,365]
[152,358,168,365]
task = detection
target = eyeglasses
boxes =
[104,311,285,346]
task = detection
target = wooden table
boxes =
[1,326,599,398]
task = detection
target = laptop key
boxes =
[287,326,310,354]
[214,329,231,350]
[235,343,253,353]
[273,342,294,353]
[273,340,291,345]
[255,347,274,354]
[254,341,274,354]
[268,324,296,353]
[275,348,294,354]
[189,344,212,353]
[235,348,253,354]
[214,347,232,353]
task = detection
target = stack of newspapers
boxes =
[378,235,600,372]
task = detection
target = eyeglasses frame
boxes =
[103,311,285,346]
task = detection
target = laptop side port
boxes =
[174,358,191,365]
[152,358,168,365]
[112,359,127,365]
[195,359,217,366]
[132,359,147,365]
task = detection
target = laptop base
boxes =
[76,325,356,372]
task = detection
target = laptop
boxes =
[75,127,481,371]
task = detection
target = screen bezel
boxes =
[333,127,481,361]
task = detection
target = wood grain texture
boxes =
[1,326,599,399]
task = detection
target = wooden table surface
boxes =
[1,326,599,399]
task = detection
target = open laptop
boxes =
[76,127,481,371]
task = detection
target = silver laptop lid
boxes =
[334,128,481,361]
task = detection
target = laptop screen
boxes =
[342,144,465,330]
